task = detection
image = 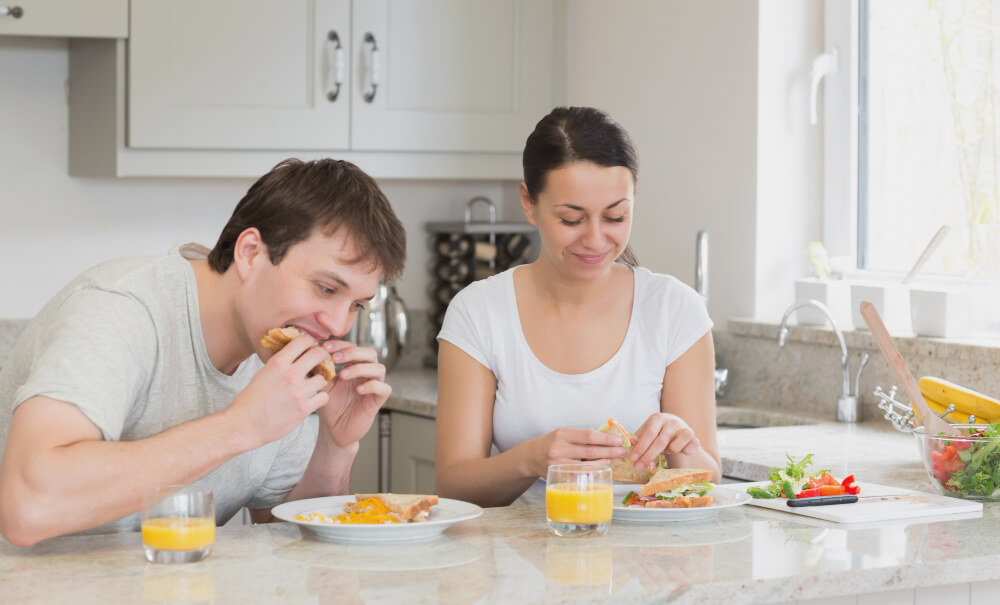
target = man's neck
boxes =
[190,260,251,376]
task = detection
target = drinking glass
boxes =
[141,484,215,564]
[545,464,613,537]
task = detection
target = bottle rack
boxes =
[424,196,536,365]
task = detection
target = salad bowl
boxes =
[913,423,1000,501]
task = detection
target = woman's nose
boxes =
[580,219,606,249]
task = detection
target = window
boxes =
[826,0,1000,281]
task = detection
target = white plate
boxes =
[611,485,752,523]
[272,496,483,543]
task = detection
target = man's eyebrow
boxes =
[555,198,629,211]
[316,270,377,302]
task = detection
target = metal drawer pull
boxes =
[0,5,23,18]
[363,32,380,103]
[325,31,344,102]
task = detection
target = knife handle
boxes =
[786,495,859,507]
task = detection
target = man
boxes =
[0,158,406,545]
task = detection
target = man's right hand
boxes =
[231,332,333,448]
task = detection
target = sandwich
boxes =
[597,417,667,483]
[260,327,337,382]
[350,493,439,522]
[622,468,715,508]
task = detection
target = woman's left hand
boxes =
[314,340,391,448]
[630,413,701,469]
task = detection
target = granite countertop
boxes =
[4,420,1000,604]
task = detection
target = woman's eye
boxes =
[559,218,583,226]
[604,215,626,223]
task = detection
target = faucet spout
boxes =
[778,299,857,421]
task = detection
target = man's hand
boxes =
[232,333,332,448]
[316,340,391,448]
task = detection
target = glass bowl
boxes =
[912,423,1000,501]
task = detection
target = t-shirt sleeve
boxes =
[248,414,319,510]
[12,289,157,441]
[660,277,715,367]
[436,284,493,373]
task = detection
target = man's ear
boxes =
[519,182,538,227]
[232,228,266,282]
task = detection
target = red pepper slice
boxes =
[845,484,860,495]
[795,487,823,498]
[840,474,855,487]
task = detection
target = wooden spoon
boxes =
[859,301,956,435]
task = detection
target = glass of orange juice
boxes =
[545,464,613,537]
[142,484,215,564]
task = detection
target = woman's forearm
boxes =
[436,446,542,508]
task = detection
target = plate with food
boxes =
[612,468,751,523]
[272,493,483,543]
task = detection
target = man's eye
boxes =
[318,285,336,296]
[559,218,583,226]
[351,301,367,311]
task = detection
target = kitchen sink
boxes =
[716,405,822,430]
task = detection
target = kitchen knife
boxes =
[786,494,911,507]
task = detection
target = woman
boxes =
[435,106,720,507]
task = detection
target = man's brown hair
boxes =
[207,158,406,282]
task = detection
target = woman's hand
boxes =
[314,340,391,448]
[525,428,627,478]
[630,413,701,470]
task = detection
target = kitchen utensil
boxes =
[787,494,858,506]
[901,225,950,285]
[348,282,408,372]
[745,481,982,523]
[859,301,956,436]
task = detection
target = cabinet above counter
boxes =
[66,0,563,179]
[0,0,126,38]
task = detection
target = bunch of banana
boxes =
[910,376,1000,425]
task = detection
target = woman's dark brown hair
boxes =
[207,158,406,282]
[522,106,639,266]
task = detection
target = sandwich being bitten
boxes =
[597,417,667,483]
[260,327,337,382]
[622,468,715,508]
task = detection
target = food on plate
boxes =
[915,376,1000,423]
[293,493,439,525]
[260,327,337,381]
[597,417,667,483]
[620,468,715,508]
[745,453,860,499]
[919,422,1000,499]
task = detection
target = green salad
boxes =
[745,453,829,499]
[935,423,1000,499]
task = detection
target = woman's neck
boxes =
[523,258,629,310]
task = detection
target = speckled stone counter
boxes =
[4,421,1000,604]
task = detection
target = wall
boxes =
[0,36,517,319]
[564,0,824,326]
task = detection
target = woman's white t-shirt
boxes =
[437,265,713,501]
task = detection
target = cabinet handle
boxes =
[325,31,345,102]
[363,32,380,103]
[0,6,23,18]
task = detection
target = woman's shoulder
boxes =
[631,265,702,302]
[446,266,517,309]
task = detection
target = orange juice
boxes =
[142,517,215,551]
[545,483,613,524]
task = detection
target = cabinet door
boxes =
[128,0,349,150]
[389,412,436,494]
[0,0,127,38]
[351,0,556,152]
[348,415,381,494]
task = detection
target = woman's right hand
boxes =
[525,428,627,478]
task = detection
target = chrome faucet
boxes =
[778,299,870,422]
[695,230,729,397]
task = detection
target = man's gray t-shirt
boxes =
[0,244,318,534]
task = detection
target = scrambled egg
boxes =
[294,497,400,524]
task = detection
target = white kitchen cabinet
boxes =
[0,0,127,38]
[348,414,382,494]
[66,0,561,178]
[388,411,436,494]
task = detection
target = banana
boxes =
[911,395,985,424]
[918,376,1000,422]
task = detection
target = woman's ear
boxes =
[519,182,538,227]
[232,228,265,282]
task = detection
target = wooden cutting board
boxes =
[739,481,982,524]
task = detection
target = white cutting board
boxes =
[739,481,983,524]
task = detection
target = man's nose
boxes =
[318,305,356,339]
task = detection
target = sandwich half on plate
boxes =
[622,468,715,508]
[597,417,667,483]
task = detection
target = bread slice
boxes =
[354,493,439,522]
[259,327,337,381]
[598,418,657,483]
[640,468,714,498]
[645,494,715,508]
